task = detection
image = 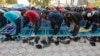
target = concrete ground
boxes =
[0,40,100,56]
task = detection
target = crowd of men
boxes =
[0,6,100,35]
[0,6,100,47]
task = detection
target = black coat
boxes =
[85,10,99,23]
[64,12,83,25]
[0,13,7,27]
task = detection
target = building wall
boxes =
[17,0,29,6]
[50,0,87,6]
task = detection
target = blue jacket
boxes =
[4,11,20,25]
[48,11,64,24]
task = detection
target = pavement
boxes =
[0,40,100,56]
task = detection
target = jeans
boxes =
[64,18,70,27]
[23,17,30,28]
[23,17,41,35]
[71,25,80,36]
[34,18,41,34]
[15,16,24,35]
[91,23,99,32]
[51,19,63,35]
[85,20,92,29]
[71,20,82,36]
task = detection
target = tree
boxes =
[6,0,17,4]
[0,0,7,6]
[42,0,50,7]
[28,0,50,7]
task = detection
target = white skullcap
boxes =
[87,13,92,17]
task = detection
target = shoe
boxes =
[73,37,80,42]
[23,38,28,43]
[48,37,54,43]
[5,34,11,38]
[36,44,42,49]
[90,42,96,46]
[90,37,97,42]
[55,40,59,45]
[4,34,12,41]
[3,37,10,41]
[60,40,70,44]
[35,37,40,44]
[41,40,47,44]
[29,41,34,46]
[10,37,15,41]
[29,39,34,46]
[79,37,86,43]
[41,40,50,47]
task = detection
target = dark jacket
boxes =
[65,12,83,25]
[85,10,99,23]
[0,13,7,27]
[48,11,64,25]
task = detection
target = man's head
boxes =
[64,12,71,18]
[21,10,26,17]
[67,13,71,17]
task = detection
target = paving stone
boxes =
[35,53,43,56]
[10,48,18,54]
[26,54,33,56]
[27,48,34,53]
[79,51,87,56]
[0,39,100,56]
[17,54,23,56]
[52,52,61,56]
[60,46,67,51]
[70,52,79,56]
[62,52,70,56]
[44,53,53,56]
[1,48,9,54]
[43,47,51,52]
[18,48,26,54]
[87,51,96,56]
